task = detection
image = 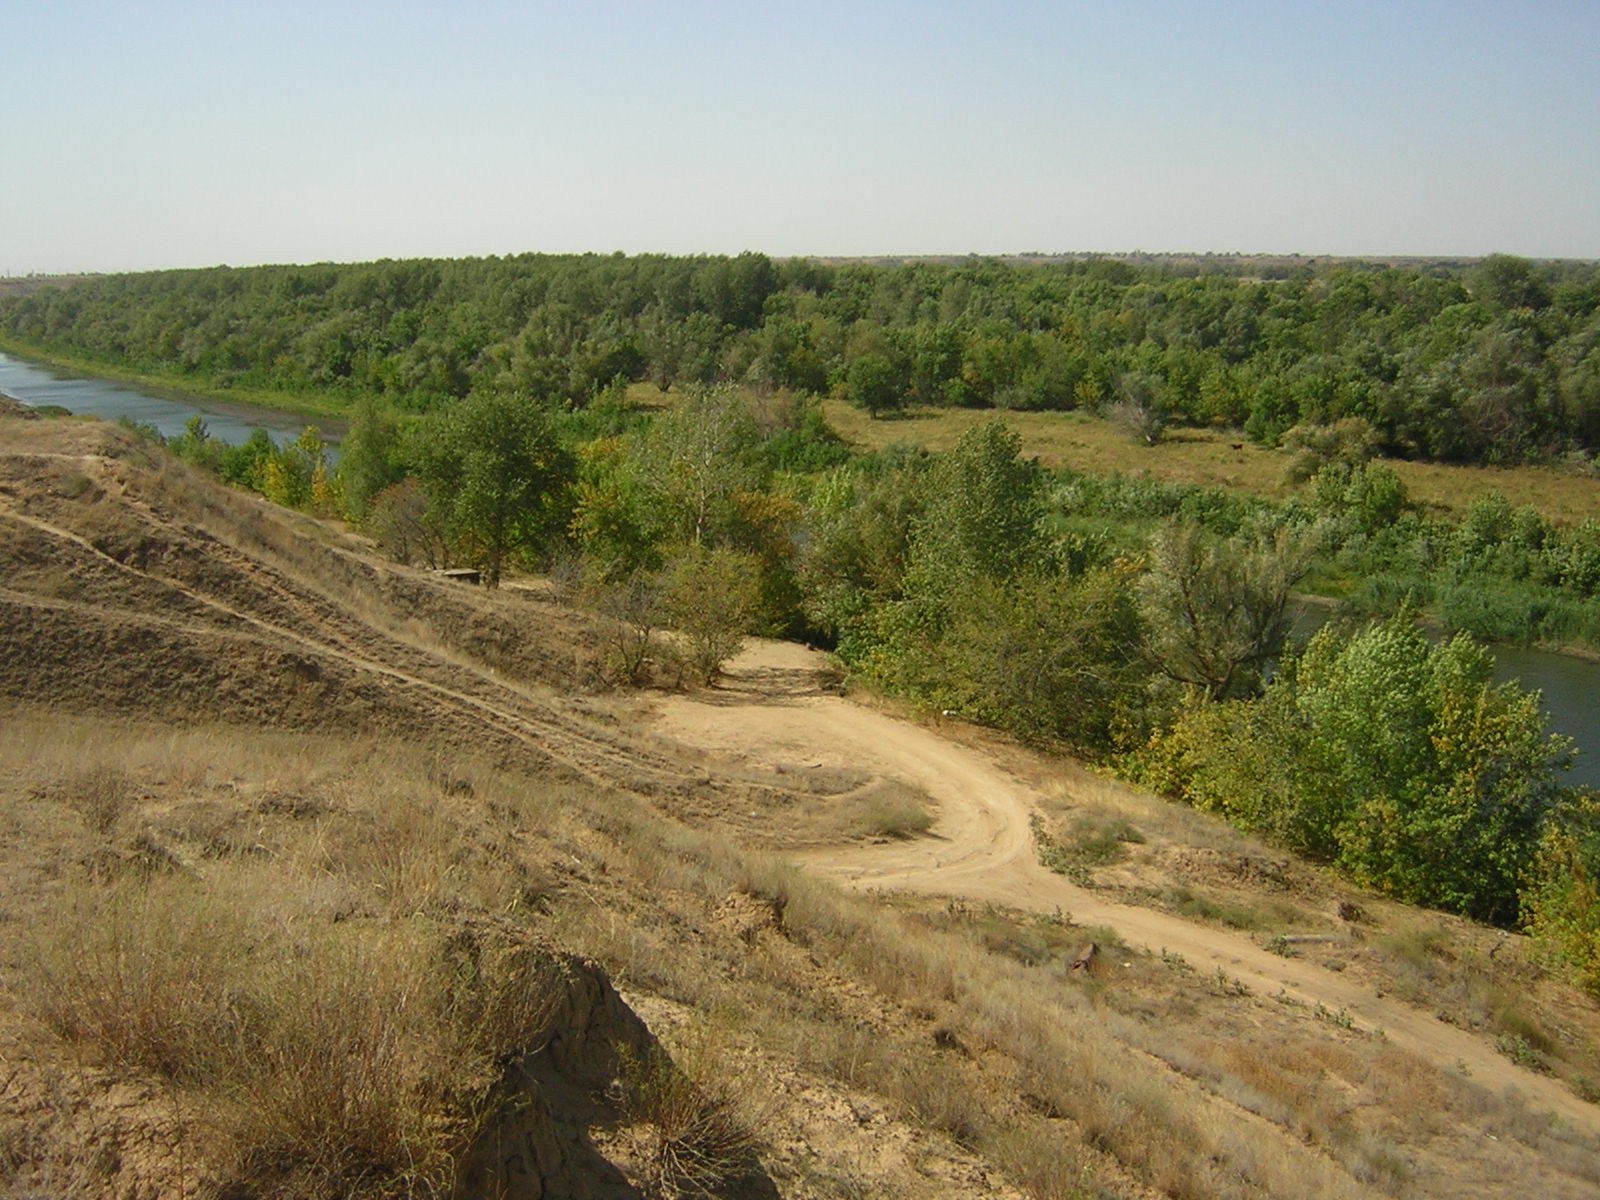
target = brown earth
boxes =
[654,644,1600,1131]
[2,409,1599,1200]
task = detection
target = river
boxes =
[0,351,340,448]
[1491,641,1600,789]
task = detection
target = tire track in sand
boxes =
[652,641,1600,1136]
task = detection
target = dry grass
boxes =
[849,779,936,840]
[821,400,1600,526]
[8,710,1600,1200]
[616,1042,767,1200]
[23,868,558,1198]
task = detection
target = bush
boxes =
[1135,616,1574,925]
[1523,804,1600,998]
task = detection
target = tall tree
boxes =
[411,388,574,587]
[336,396,407,520]
[632,384,764,548]
[908,419,1044,589]
[1138,523,1308,701]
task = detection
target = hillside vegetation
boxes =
[3,399,1600,1198]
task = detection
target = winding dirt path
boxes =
[652,640,1600,1135]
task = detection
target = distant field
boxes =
[819,400,1600,527]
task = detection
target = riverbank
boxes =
[0,350,347,448]
[0,336,351,425]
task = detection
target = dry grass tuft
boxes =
[23,868,558,1199]
[616,1042,766,1200]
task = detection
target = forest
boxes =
[6,251,1600,994]
[3,251,1600,465]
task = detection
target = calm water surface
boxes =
[0,352,339,448]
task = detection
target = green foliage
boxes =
[1522,797,1600,997]
[1309,460,1410,538]
[1108,371,1168,445]
[933,569,1146,751]
[849,567,1146,756]
[168,414,227,473]
[167,417,335,514]
[1281,417,1381,484]
[1138,522,1308,700]
[796,452,928,643]
[1136,615,1574,924]
[660,544,761,685]
[411,388,574,587]
[259,426,332,510]
[12,253,1596,467]
[907,419,1045,590]
[632,384,766,549]
[845,352,906,416]
[335,396,407,520]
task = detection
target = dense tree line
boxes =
[7,251,1600,465]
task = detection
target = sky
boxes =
[4,0,1597,273]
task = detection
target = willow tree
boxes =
[1138,522,1308,701]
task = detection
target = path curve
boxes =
[652,640,1600,1135]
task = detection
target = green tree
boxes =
[336,396,407,521]
[1138,523,1308,701]
[258,426,328,510]
[845,353,905,417]
[1109,371,1168,445]
[411,389,574,587]
[1523,797,1600,997]
[1296,621,1571,921]
[661,544,761,684]
[933,568,1145,752]
[1145,616,1572,924]
[633,385,764,548]
[167,415,226,473]
[908,419,1044,589]
[797,453,928,642]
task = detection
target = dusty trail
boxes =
[0,505,699,798]
[653,641,1600,1135]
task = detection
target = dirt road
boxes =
[652,640,1600,1135]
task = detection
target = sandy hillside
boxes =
[2,407,1598,1200]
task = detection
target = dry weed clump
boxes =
[852,779,935,840]
[65,764,138,837]
[23,869,558,1199]
[616,1043,765,1200]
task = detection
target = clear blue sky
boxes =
[5,0,1597,272]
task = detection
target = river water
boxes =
[1491,642,1600,789]
[0,351,339,448]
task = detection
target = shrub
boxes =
[1135,616,1574,925]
